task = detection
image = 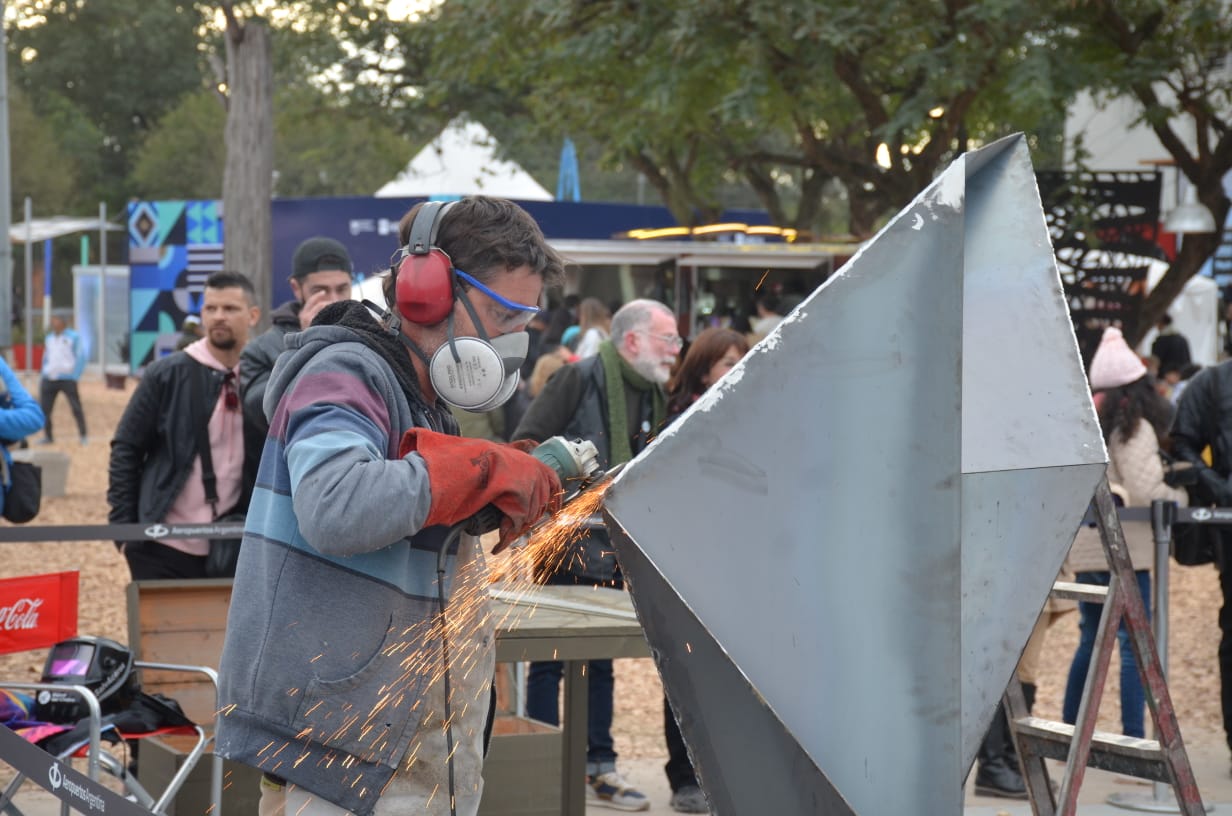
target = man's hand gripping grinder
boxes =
[464,436,602,541]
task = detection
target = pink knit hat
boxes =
[1087,326,1147,390]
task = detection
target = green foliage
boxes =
[308,0,1074,237]
[1047,0,1232,342]
[8,0,210,208]
[10,0,1228,289]
[273,85,414,197]
[128,82,414,201]
[130,90,227,200]
[8,85,79,213]
[117,8,416,202]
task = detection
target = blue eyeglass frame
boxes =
[455,269,541,313]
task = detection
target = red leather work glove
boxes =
[399,428,562,551]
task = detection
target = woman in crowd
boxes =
[658,326,749,812]
[1062,326,1185,738]
[666,327,749,416]
[574,298,612,359]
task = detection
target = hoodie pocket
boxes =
[293,612,435,768]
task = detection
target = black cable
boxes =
[436,525,464,816]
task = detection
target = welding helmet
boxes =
[33,636,139,723]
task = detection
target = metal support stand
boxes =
[1107,500,1212,812]
[1007,478,1207,816]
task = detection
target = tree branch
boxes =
[220,1,244,44]
[832,50,889,133]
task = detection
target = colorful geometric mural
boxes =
[126,200,223,368]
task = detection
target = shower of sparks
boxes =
[263,478,619,791]
[492,479,614,586]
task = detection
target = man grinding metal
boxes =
[216,197,569,816]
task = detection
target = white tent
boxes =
[375,118,553,200]
[1137,259,1221,367]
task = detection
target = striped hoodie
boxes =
[215,315,494,816]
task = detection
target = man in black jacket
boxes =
[239,237,353,435]
[107,271,262,580]
[1171,358,1232,765]
[514,299,691,812]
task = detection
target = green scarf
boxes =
[599,340,667,466]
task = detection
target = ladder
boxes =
[1004,477,1206,815]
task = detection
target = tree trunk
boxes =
[847,185,886,241]
[223,17,273,324]
[1130,219,1228,350]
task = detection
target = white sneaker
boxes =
[586,770,650,811]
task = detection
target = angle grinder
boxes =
[463,436,602,536]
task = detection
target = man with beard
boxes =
[513,298,680,812]
[108,271,263,580]
[216,197,564,816]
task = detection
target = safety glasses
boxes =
[454,269,540,314]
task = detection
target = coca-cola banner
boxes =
[0,572,78,654]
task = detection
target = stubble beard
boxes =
[209,330,237,352]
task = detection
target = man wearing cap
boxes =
[1171,350,1232,770]
[240,237,354,435]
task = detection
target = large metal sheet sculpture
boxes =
[602,134,1107,814]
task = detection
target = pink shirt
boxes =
[160,340,245,556]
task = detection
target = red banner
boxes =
[0,572,78,655]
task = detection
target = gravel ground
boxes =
[1,377,1227,765]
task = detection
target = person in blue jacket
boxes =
[0,358,46,516]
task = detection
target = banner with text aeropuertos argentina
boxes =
[0,572,78,654]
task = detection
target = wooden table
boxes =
[129,580,649,816]
[489,585,650,816]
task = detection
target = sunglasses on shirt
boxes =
[221,371,238,412]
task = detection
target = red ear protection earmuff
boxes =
[395,201,456,325]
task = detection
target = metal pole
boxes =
[23,196,32,374]
[1151,502,1174,805]
[98,201,106,371]
[0,0,13,350]
[42,237,51,330]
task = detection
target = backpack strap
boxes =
[189,361,220,515]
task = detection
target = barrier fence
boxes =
[0,505,1226,814]
[0,521,245,544]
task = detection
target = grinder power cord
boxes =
[396,431,602,816]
